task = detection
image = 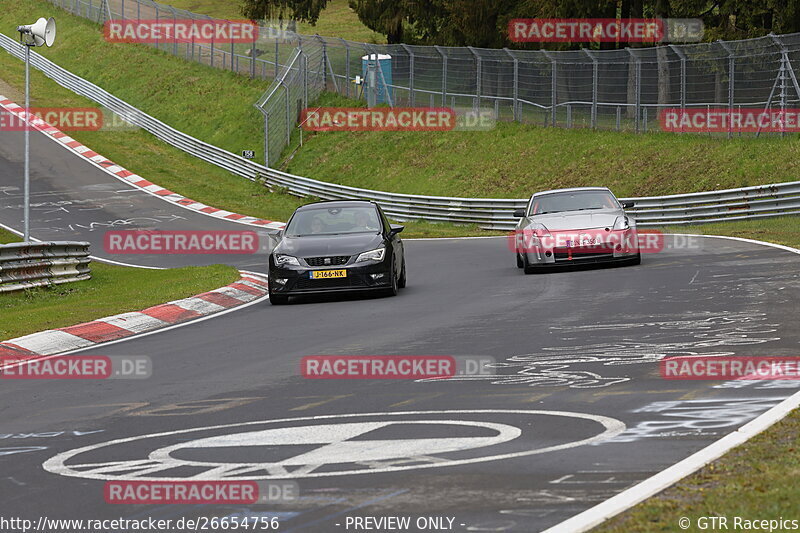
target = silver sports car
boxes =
[512,187,641,273]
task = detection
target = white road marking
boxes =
[43,410,625,480]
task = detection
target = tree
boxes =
[348,0,408,44]
[240,0,330,25]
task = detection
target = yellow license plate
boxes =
[310,269,347,279]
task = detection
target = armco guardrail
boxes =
[2,33,799,230]
[0,242,91,293]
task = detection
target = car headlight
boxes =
[613,216,630,230]
[274,254,300,266]
[355,247,386,263]
[529,222,551,236]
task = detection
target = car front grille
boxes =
[305,256,350,267]
[294,275,367,290]
[553,246,615,262]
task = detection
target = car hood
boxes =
[275,232,385,258]
[530,210,623,231]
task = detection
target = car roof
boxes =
[295,200,378,211]
[531,187,612,199]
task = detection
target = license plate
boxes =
[310,269,347,279]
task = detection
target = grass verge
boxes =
[0,229,241,340]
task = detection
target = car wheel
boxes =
[269,292,289,305]
[522,254,537,275]
[397,259,407,288]
[628,252,642,266]
[516,253,524,268]
[385,258,399,297]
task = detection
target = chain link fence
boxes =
[49,0,800,165]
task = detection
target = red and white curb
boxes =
[0,96,285,231]
[0,271,268,367]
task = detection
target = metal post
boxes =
[275,39,279,77]
[24,45,30,242]
[718,40,735,138]
[154,4,159,50]
[402,44,414,106]
[171,7,178,56]
[342,38,350,98]
[283,82,291,145]
[544,51,556,127]
[583,49,598,128]
[627,48,641,133]
[504,48,519,121]
[317,35,327,88]
[263,111,270,167]
[616,106,621,130]
[435,45,447,106]
[250,26,257,79]
[137,0,140,21]
[121,0,124,20]
[468,46,481,109]
[302,53,308,109]
[209,17,214,68]
[668,44,686,133]
[231,22,236,72]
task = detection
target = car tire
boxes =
[385,258,399,297]
[397,259,407,288]
[522,254,537,275]
[516,253,524,268]
[628,252,642,266]
[269,293,289,305]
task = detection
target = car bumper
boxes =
[268,262,392,295]
[522,229,639,266]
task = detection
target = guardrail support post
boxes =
[401,44,414,107]
[468,46,481,109]
[543,51,556,127]
[435,45,447,106]
[504,48,519,121]
[583,49,598,129]
[342,38,350,98]
[718,40,735,139]
[627,48,641,133]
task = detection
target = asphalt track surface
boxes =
[1,126,800,532]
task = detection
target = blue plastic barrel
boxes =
[361,53,393,105]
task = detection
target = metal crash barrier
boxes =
[0,241,91,293]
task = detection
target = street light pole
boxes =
[23,44,30,241]
[16,17,56,242]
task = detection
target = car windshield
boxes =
[285,205,382,236]
[530,190,619,215]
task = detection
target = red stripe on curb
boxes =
[83,150,98,158]
[155,189,175,196]
[116,169,134,177]
[61,321,131,343]
[200,207,220,214]
[0,343,37,358]
[225,214,245,220]
[229,282,264,296]
[196,291,244,308]
[65,140,82,148]
[141,303,203,324]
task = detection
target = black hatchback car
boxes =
[268,200,406,304]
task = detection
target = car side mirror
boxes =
[621,201,635,209]
[513,209,526,218]
[389,225,404,237]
